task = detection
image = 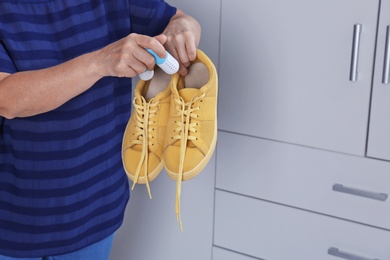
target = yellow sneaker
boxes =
[163,49,218,229]
[122,68,177,198]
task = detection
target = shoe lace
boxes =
[172,92,205,231]
[131,96,160,199]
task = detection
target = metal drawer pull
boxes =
[332,184,388,201]
[382,25,390,84]
[328,247,380,260]
[350,24,362,82]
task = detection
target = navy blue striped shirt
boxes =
[0,0,176,257]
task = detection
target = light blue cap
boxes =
[145,48,168,65]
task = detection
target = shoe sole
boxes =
[124,159,164,184]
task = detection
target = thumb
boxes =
[154,34,167,46]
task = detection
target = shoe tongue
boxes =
[134,89,143,101]
[178,88,199,102]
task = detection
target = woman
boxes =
[0,0,200,258]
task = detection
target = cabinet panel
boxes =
[213,247,261,260]
[110,155,216,260]
[216,131,390,230]
[219,0,379,155]
[367,0,390,160]
[214,190,390,260]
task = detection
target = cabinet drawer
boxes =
[213,247,261,260]
[216,131,390,230]
[214,190,390,260]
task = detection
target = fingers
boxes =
[98,33,169,78]
[162,11,201,76]
[134,34,166,59]
[132,48,154,71]
[98,30,198,78]
[185,38,197,63]
[128,34,169,73]
[154,34,167,46]
[166,32,198,76]
[127,54,148,74]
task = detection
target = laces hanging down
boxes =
[123,49,217,233]
[130,96,160,199]
[172,92,205,231]
[163,50,217,232]
[122,67,173,200]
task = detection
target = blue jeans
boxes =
[0,234,114,260]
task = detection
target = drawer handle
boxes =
[328,247,380,260]
[332,184,388,201]
[350,24,362,82]
[382,25,390,84]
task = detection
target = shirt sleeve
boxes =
[129,0,177,36]
[0,41,16,74]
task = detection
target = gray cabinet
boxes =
[213,247,262,260]
[111,1,390,259]
[218,0,379,156]
[214,190,390,260]
[214,0,390,260]
[216,131,390,231]
[367,0,390,161]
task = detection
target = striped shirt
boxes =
[0,0,176,257]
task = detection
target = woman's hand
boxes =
[162,10,201,76]
[95,33,167,78]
